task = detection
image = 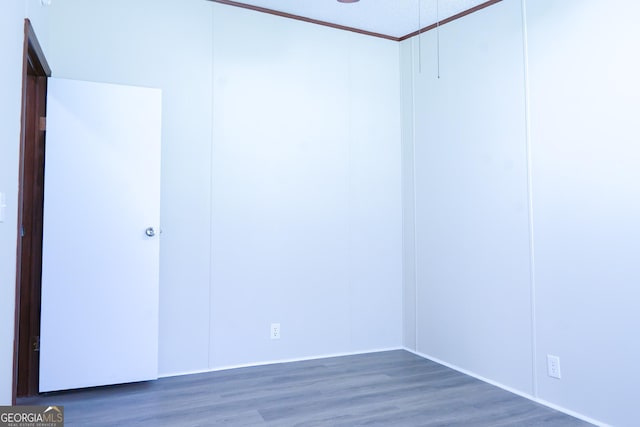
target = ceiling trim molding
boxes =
[211,0,401,41]
[398,0,503,41]
[210,0,503,42]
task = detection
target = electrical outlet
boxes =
[547,355,561,379]
[270,323,280,340]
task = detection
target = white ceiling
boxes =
[213,0,498,40]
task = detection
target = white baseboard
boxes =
[159,346,404,379]
[403,347,609,427]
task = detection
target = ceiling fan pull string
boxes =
[436,0,441,79]
[418,0,422,73]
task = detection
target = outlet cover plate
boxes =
[547,354,561,379]
[270,323,280,340]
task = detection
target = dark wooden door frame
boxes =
[12,19,51,404]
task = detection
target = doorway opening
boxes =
[13,19,51,402]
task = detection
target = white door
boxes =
[39,78,161,393]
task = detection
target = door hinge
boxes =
[33,335,40,352]
[39,116,46,132]
[20,224,25,238]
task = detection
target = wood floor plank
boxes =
[19,350,592,426]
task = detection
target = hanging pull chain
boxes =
[418,0,422,73]
[436,0,441,79]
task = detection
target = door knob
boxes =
[145,227,156,237]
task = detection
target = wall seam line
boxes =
[208,2,215,370]
[520,0,538,398]
[411,37,419,353]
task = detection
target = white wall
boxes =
[402,0,640,425]
[0,0,25,406]
[210,4,402,368]
[46,0,402,375]
[400,40,417,350]
[24,0,50,54]
[0,0,50,406]
[527,1,640,425]
[403,0,534,393]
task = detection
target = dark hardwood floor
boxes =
[19,350,591,426]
